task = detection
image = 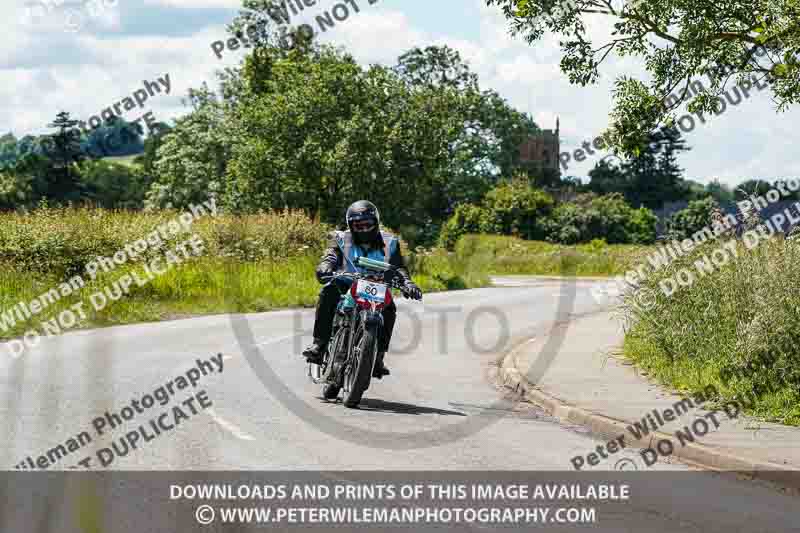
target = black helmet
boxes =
[346,200,380,244]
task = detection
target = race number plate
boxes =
[355,279,387,302]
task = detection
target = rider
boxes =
[302,200,423,378]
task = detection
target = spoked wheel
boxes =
[322,383,341,400]
[319,329,346,400]
[343,324,377,408]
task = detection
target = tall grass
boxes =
[0,207,329,339]
[620,235,800,424]
[409,235,648,282]
[0,207,650,342]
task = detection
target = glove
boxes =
[316,264,335,284]
[403,281,423,301]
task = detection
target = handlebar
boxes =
[319,270,411,294]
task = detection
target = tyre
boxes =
[322,383,340,400]
[342,324,377,408]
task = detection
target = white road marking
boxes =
[206,408,256,441]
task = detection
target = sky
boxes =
[2,0,799,185]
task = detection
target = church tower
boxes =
[519,118,561,177]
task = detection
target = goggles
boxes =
[351,219,376,232]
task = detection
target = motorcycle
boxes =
[308,256,419,408]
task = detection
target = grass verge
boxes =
[620,235,800,425]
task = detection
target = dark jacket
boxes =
[316,230,411,285]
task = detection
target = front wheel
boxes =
[322,383,340,400]
[342,324,378,408]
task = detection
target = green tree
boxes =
[146,87,230,209]
[622,126,690,208]
[438,204,499,249]
[734,178,772,200]
[542,192,657,244]
[587,158,627,196]
[586,127,690,209]
[393,45,541,218]
[665,196,720,240]
[483,181,554,239]
[134,122,172,177]
[84,117,144,158]
[79,160,149,208]
[46,111,85,202]
[226,45,468,230]
[0,153,51,209]
[705,179,735,204]
[487,0,800,154]
[395,46,479,90]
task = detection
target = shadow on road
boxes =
[336,398,468,416]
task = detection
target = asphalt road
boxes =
[0,278,797,532]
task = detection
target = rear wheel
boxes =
[342,324,377,408]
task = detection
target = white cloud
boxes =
[141,0,241,7]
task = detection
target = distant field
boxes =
[408,234,650,291]
[102,154,139,166]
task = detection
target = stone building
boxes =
[519,118,561,177]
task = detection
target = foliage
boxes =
[482,181,554,238]
[586,126,692,209]
[133,122,172,177]
[0,113,146,209]
[664,196,720,241]
[44,112,86,202]
[428,234,648,279]
[438,181,553,249]
[0,204,653,341]
[0,153,51,209]
[146,87,230,209]
[486,0,800,155]
[78,160,151,209]
[542,192,658,245]
[395,45,479,89]
[225,45,470,230]
[137,41,539,243]
[704,180,735,204]
[82,117,145,159]
[438,203,499,250]
[735,178,773,200]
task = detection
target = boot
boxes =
[373,351,390,379]
[303,340,327,365]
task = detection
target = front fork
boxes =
[358,309,383,377]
